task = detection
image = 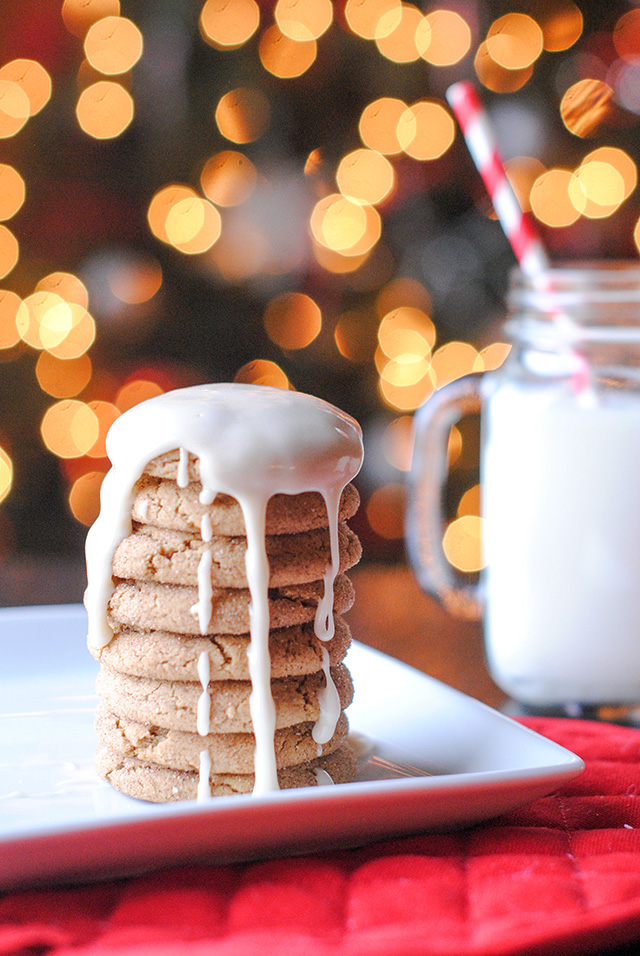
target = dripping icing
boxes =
[84,383,363,796]
[191,549,213,635]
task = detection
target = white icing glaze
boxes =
[197,750,211,802]
[312,645,342,747]
[314,768,335,786]
[201,512,213,542]
[84,383,363,796]
[191,549,213,635]
[196,650,211,737]
[138,498,151,523]
[177,447,189,488]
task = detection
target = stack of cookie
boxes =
[90,449,362,802]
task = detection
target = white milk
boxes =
[482,380,640,705]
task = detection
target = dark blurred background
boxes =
[0,0,638,596]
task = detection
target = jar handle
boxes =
[406,373,484,620]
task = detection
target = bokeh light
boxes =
[263,292,322,349]
[76,80,134,139]
[458,483,481,518]
[504,156,546,214]
[275,0,333,41]
[107,256,162,304]
[35,352,93,398]
[397,100,455,161]
[366,482,406,539]
[334,310,376,362]
[46,304,96,360]
[375,4,423,63]
[475,343,511,372]
[344,0,401,40]
[486,14,544,71]
[259,26,317,78]
[381,416,414,471]
[417,10,471,67]
[0,291,26,350]
[310,193,381,255]
[0,445,12,505]
[336,149,395,206]
[234,359,291,389]
[62,0,121,38]
[443,515,485,572]
[18,292,73,351]
[86,400,120,457]
[115,379,164,412]
[569,161,625,219]
[530,168,582,227]
[69,470,105,526]
[84,16,144,75]
[36,273,90,309]
[474,42,533,93]
[200,0,260,49]
[200,151,257,207]
[539,0,583,52]
[431,341,479,389]
[0,226,18,280]
[560,79,614,137]
[613,9,640,63]
[40,400,100,459]
[215,87,270,143]
[0,165,25,221]
[165,197,222,254]
[0,80,30,138]
[148,185,198,245]
[376,278,431,317]
[0,60,51,116]
[359,98,407,155]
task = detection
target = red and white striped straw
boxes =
[446,82,594,394]
[446,81,549,277]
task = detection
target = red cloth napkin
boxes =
[3,716,640,956]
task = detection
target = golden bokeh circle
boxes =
[275,0,333,41]
[0,60,52,116]
[215,87,270,143]
[0,225,19,280]
[336,149,395,205]
[76,80,134,139]
[200,0,260,48]
[259,25,317,78]
[263,292,322,349]
[200,151,257,207]
[84,16,144,75]
[0,165,25,221]
[62,0,121,38]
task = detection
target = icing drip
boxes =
[196,650,211,737]
[84,384,363,795]
[201,513,213,542]
[312,645,341,747]
[314,768,335,786]
[197,750,212,802]
[191,549,214,635]
[177,447,189,488]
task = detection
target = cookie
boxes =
[107,574,356,637]
[95,740,358,801]
[111,522,361,589]
[90,616,351,682]
[95,706,349,774]
[95,663,354,734]
[131,474,360,537]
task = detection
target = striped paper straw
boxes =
[446,82,593,395]
[446,81,549,277]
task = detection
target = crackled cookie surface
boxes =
[85,384,363,802]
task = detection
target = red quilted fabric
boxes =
[2,717,640,956]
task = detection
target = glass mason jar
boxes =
[407,261,640,712]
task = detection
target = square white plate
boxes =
[0,604,584,889]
